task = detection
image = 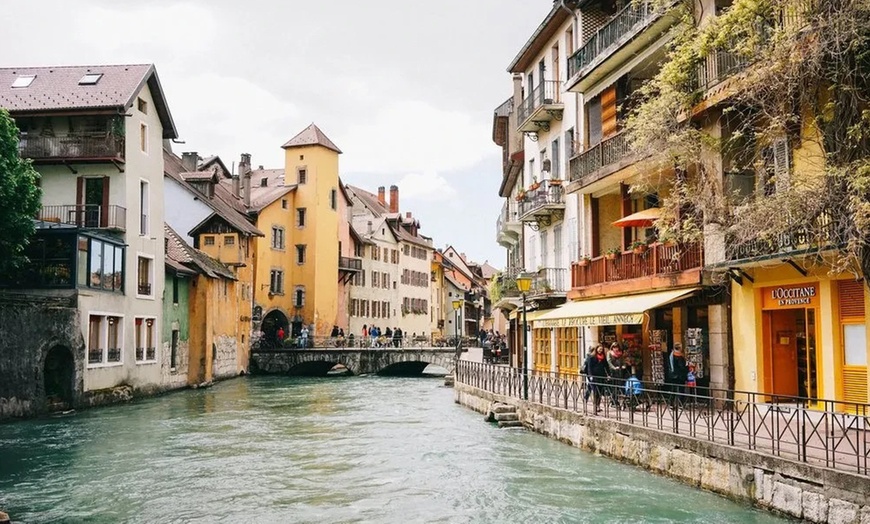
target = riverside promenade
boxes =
[455,361,870,523]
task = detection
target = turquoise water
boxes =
[0,376,785,523]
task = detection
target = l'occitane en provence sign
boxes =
[762,283,820,309]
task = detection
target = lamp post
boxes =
[515,273,533,401]
[452,299,462,360]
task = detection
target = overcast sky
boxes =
[2,0,548,266]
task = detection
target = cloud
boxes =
[396,172,457,201]
[163,72,299,166]
[338,100,492,174]
[73,3,219,54]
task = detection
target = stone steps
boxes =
[485,402,523,429]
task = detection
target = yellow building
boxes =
[232,124,346,343]
[165,225,242,385]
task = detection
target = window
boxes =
[330,188,337,210]
[271,226,285,250]
[224,235,235,246]
[354,243,364,257]
[296,208,306,228]
[761,136,791,195]
[295,244,307,264]
[565,128,575,158]
[137,256,153,296]
[139,180,150,235]
[134,317,157,363]
[87,314,123,366]
[172,274,179,304]
[140,123,148,153]
[297,167,307,185]
[551,138,561,179]
[170,329,179,370]
[270,269,284,294]
[137,96,147,113]
[294,285,306,308]
[83,239,124,292]
[11,75,35,88]
[79,73,103,85]
[844,324,867,366]
[372,270,379,288]
[382,273,389,288]
[281,199,288,209]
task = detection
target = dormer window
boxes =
[11,75,35,88]
[78,73,103,85]
[260,178,268,187]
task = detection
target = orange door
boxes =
[768,310,799,397]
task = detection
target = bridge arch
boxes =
[261,309,289,348]
[250,348,457,376]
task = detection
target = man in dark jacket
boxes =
[668,343,689,406]
[584,345,610,413]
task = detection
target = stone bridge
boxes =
[250,348,458,376]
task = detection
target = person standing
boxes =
[606,343,627,408]
[276,326,285,348]
[584,345,610,413]
[668,343,689,405]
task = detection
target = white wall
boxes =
[164,177,213,245]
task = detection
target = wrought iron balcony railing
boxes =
[569,131,632,186]
[517,80,562,125]
[518,184,565,220]
[38,204,126,231]
[19,134,125,162]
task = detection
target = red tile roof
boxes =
[281,123,342,153]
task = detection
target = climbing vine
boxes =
[624,0,870,285]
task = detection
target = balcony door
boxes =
[76,176,109,228]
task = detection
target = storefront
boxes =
[731,271,870,406]
[530,288,726,385]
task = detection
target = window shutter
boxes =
[839,280,865,319]
[587,96,602,147]
[601,85,618,138]
[101,177,110,227]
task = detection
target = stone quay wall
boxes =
[455,383,870,523]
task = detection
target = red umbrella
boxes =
[612,208,661,228]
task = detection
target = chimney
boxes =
[239,153,252,207]
[405,211,412,219]
[389,185,399,214]
[181,151,198,172]
[232,173,240,198]
[367,221,373,234]
[377,186,386,207]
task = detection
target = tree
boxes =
[0,108,41,275]
[624,0,870,287]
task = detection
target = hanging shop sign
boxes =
[762,283,820,310]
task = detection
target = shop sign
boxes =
[536,313,644,329]
[762,283,819,309]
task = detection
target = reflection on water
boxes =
[0,376,784,523]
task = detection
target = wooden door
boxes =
[767,310,799,397]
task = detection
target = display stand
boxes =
[685,327,705,379]
[649,330,668,385]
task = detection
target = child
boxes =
[686,363,697,404]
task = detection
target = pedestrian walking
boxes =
[584,345,610,413]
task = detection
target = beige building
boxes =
[1,64,177,400]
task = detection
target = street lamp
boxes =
[452,299,463,356]
[516,273,533,401]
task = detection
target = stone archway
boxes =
[261,309,290,348]
[44,345,74,411]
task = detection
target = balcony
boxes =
[695,49,749,94]
[726,213,841,265]
[517,80,563,134]
[497,201,522,248]
[529,267,569,298]
[571,242,703,295]
[339,256,363,271]
[518,183,565,230]
[38,204,126,232]
[569,131,636,190]
[566,1,679,93]
[19,135,125,165]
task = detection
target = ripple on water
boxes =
[0,376,786,524]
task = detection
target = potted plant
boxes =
[515,189,526,202]
[548,176,563,186]
[604,247,621,260]
[577,255,591,267]
[630,240,648,254]
[529,176,541,191]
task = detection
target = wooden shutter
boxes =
[839,280,865,319]
[75,177,84,227]
[587,97,602,147]
[601,85,618,138]
[101,176,110,228]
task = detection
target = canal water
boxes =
[0,376,785,523]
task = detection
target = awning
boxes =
[509,308,557,321]
[533,288,699,328]
[612,207,661,228]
